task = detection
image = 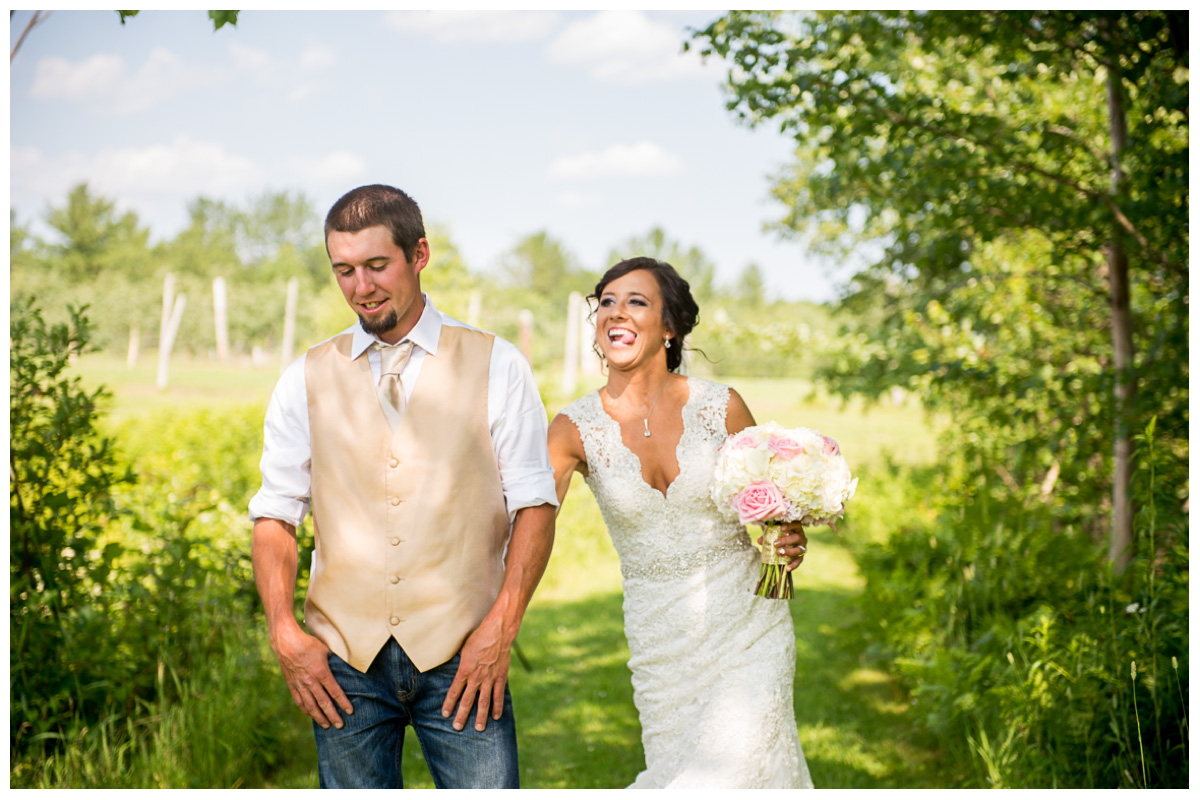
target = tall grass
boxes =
[847,419,1189,788]
[11,615,295,789]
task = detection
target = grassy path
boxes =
[788,527,949,787]
[71,359,952,787]
[258,487,953,789]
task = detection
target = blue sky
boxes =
[10,9,852,302]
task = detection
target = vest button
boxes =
[389,616,401,626]
[391,496,402,506]
[390,537,401,546]
[389,458,399,468]
[390,575,401,584]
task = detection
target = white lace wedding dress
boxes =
[561,377,813,789]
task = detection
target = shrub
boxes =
[850,421,1188,787]
[9,298,286,781]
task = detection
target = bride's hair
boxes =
[589,257,699,373]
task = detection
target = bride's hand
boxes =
[759,522,808,571]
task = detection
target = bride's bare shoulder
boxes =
[549,409,587,468]
[724,385,757,435]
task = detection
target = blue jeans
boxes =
[313,639,520,788]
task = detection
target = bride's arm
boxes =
[547,414,587,517]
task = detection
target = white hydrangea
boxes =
[711,422,858,528]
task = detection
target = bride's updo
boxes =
[589,257,699,373]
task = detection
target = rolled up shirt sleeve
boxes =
[248,355,312,527]
[488,338,559,519]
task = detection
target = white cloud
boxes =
[300,46,338,71]
[29,46,206,115]
[545,11,713,84]
[226,40,334,103]
[282,151,368,185]
[11,140,372,240]
[385,10,560,43]
[30,53,123,101]
[228,41,272,72]
[10,138,262,239]
[548,141,684,180]
[554,190,601,208]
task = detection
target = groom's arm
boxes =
[252,517,354,729]
[442,502,556,731]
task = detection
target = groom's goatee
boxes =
[359,310,399,336]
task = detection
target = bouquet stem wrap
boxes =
[755,523,793,600]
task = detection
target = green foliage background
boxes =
[691,8,1188,788]
[9,9,1188,789]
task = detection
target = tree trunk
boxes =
[1106,65,1136,572]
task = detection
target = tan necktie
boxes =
[376,341,414,420]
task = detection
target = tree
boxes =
[9,10,51,62]
[44,183,154,282]
[162,196,242,281]
[117,10,240,29]
[9,10,239,62]
[607,227,717,305]
[501,230,583,304]
[692,10,1188,569]
[10,299,129,742]
[734,262,766,306]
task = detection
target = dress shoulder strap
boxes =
[559,392,608,464]
[685,377,733,443]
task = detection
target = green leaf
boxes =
[208,10,239,30]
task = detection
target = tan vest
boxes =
[303,325,510,673]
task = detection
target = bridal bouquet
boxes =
[711,422,857,599]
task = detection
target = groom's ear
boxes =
[409,238,431,274]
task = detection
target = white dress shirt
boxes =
[249,294,558,526]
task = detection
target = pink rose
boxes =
[727,432,760,450]
[768,433,806,460]
[731,481,789,525]
[821,435,839,457]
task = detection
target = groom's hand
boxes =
[273,626,353,730]
[443,614,511,732]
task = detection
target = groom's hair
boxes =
[591,256,699,373]
[325,184,426,263]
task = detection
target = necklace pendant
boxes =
[643,420,651,437]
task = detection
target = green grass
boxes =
[40,353,953,788]
[72,353,281,422]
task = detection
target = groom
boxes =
[249,184,557,788]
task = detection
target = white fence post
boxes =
[213,276,230,362]
[561,292,582,395]
[467,290,482,328]
[127,323,140,368]
[281,277,299,372]
[518,309,534,365]
[580,296,601,376]
[157,288,187,390]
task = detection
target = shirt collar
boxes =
[349,293,443,359]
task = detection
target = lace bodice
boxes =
[560,377,812,789]
[562,377,754,580]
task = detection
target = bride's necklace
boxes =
[609,377,670,438]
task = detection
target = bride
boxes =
[548,257,814,788]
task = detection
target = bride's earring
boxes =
[664,337,672,349]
